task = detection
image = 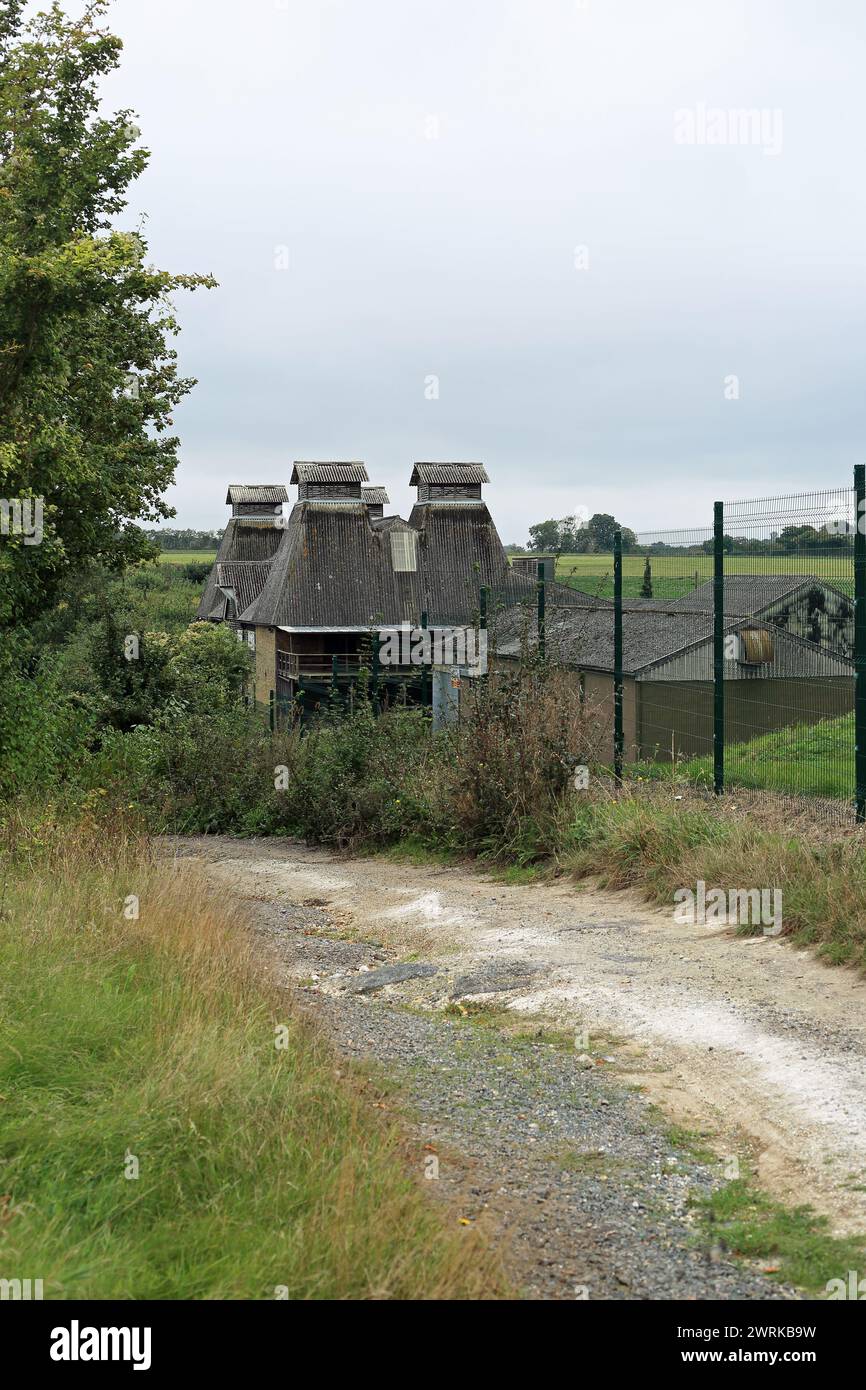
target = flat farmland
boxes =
[553,551,853,599]
[158,550,218,564]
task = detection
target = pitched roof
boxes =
[290,461,369,484]
[362,486,390,504]
[225,485,288,505]
[410,462,490,486]
[495,605,713,674]
[216,561,273,614]
[408,499,522,624]
[494,602,854,676]
[240,502,422,628]
[666,574,842,615]
[195,517,284,620]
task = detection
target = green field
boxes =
[157,550,217,565]
[553,552,853,600]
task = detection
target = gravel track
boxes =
[161,835,825,1301]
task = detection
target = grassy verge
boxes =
[0,821,505,1300]
[556,791,866,969]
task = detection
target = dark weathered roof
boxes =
[495,605,713,674]
[495,602,854,677]
[362,486,390,504]
[225,485,288,505]
[240,503,423,628]
[290,461,369,484]
[666,574,840,615]
[216,561,273,614]
[410,463,490,486]
[408,499,519,624]
[195,518,284,620]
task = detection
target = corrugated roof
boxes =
[494,603,854,676]
[216,561,274,614]
[195,518,284,620]
[408,500,520,624]
[410,463,490,486]
[495,606,712,674]
[225,485,288,504]
[291,462,369,484]
[362,486,390,504]
[240,503,422,628]
[666,574,837,615]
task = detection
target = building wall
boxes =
[580,670,639,762]
[512,555,556,583]
[637,677,854,761]
[254,625,276,706]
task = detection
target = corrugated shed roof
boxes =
[410,463,490,486]
[225,485,288,505]
[362,486,390,504]
[290,461,369,484]
[216,561,274,614]
[195,518,284,620]
[495,605,713,674]
[494,603,854,676]
[240,503,422,628]
[666,574,835,614]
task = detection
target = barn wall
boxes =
[638,677,854,760]
[579,670,639,763]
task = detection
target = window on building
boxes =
[390,529,418,572]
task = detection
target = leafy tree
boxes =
[526,519,564,553]
[584,513,637,552]
[168,622,252,711]
[0,0,216,627]
[148,528,223,551]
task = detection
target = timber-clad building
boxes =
[197,461,579,708]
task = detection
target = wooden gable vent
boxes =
[739,628,774,665]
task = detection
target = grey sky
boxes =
[100,0,866,541]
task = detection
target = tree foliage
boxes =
[0,0,215,626]
[526,512,638,554]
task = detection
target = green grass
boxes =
[559,792,866,968]
[551,552,853,599]
[639,711,853,800]
[0,825,504,1300]
[691,1177,866,1296]
[157,550,217,565]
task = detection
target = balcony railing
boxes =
[276,651,419,682]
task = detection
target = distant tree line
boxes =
[518,516,854,557]
[148,529,223,551]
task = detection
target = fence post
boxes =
[613,531,623,784]
[855,465,866,822]
[537,560,546,660]
[713,500,725,796]
[269,689,275,733]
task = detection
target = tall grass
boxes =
[557,789,866,968]
[0,818,506,1299]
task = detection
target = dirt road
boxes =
[167,835,866,1295]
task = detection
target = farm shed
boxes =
[494,604,853,763]
[655,574,854,657]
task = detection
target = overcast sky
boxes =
[98,0,866,542]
